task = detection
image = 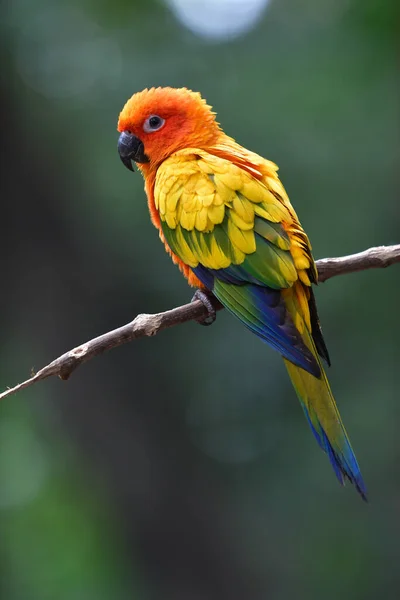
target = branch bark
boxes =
[1,244,399,402]
[316,244,400,282]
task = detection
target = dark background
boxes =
[1,0,398,598]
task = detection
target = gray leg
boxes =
[191,289,217,326]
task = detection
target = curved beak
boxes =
[118,131,149,171]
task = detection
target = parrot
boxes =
[117,86,366,500]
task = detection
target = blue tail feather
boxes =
[302,405,367,501]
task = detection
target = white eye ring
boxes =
[143,114,165,133]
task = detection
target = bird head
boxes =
[117,87,220,172]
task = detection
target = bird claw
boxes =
[191,289,217,326]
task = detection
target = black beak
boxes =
[118,131,149,171]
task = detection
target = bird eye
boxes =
[143,114,165,133]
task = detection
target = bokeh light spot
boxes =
[165,0,271,41]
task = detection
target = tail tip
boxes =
[338,465,368,502]
[352,475,368,503]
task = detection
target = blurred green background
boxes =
[1,0,398,598]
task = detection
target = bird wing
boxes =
[155,147,366,498]
[155,148,323,375]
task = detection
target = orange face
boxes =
[117,87,221,171]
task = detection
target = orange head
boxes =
[117,87,221,172]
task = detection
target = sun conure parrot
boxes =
[117,86,366,500]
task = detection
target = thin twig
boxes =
[316,244,400,282]
[1,244,399,401]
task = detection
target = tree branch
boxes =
[1,244,399,401]
[316,244,400,282]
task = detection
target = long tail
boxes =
[282,284,367,500]
[209,271,367,499]
[284,343,367,501]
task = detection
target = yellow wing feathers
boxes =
[155,148,315,284]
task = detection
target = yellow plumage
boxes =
[117,86,366,498]
[154,148,309,282]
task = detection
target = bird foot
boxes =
[191,289,217,326]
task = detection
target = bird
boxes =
[117,86,366,500]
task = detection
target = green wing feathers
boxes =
[155,147,366,498]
